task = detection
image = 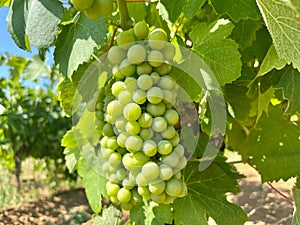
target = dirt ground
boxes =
[0,163,295,225]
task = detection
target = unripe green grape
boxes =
[132,151,149,167]
[107,136,118,150]
[163,90,175,104]
[124,77,138,91]
[142,139,157,157]
[163,194,176,204]
[109,152,122,167]
[85,0,113,19]
[102,123,115,137]
[134,21,149,40]
[117,132,128,148]
[122,177,135,189]
[138,186,151,197]
[111,81,125,97]
[165,178,182,197]
[125,135,143,153]
[71,0,94,11]
[136,173,148,186]
[106,181,120,196]
[146,102,166,117]
[116,168,127,181]
[140,128,154,140]
[106,100,123,118]
[157,140,173,155]
[158,75,174,89]
[137,74,153,90]
[141,161,160,181]
[131,189,143,205]
[138,112,153,128]
[169,132,180,146]
[125,121,141,135]
[123,103,142,121]
[164,109,179,126]
[149,179,165,194]
[118,90,133,105]
[101,147,114,160]
[159,163,173,180]
[96,102,104,110]
[110,195,119,203]
[151,192,166,203]
[122,153,135,171]
[147,87,164,104]
[112,65,125,80]
[174,144,185,157]
[175,156,187,170]
[173,171,182,179]
[148,50,164,67]
[117,188,132,203]
[150,72,160,84]
[137,62,152,75]
[127,44,147,65]
[116,30,135,49]
[133,89,146,104]
[161,125,176,139]
[162,43,176,61]
[152,117,167,132]
[115,117,127,132]
[109,173,119,183]
[154,62,172,75]
[161,151,179,167]
[121,202,133,210]
[120,59,135,77]
[108,46,126,65]
[149,28,168,50]
[117,147,127,155]
[100,136,109,148]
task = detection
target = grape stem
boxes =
[117,0,133,30]
[266,182,294,202]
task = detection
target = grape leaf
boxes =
[127,2,147,22]
[247,105,300,182]
[210,0,261,22]
[292,186,300,225]
[23,55,50,80]
[160,0,185,22]
[173,158,247,225]
[190,21,242,86]
[232,19,262,50]
[130,205,146,225]
[92,205,122,225]
[54,13,107,78]
[183,0,206,18]
[151,204,173,225]
[256,0,300,70]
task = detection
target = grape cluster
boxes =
[97,22,189,209]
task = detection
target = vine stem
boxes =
[267,182,294,202]
[117,0,133,30]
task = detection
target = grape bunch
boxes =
[70,0,113,20]
[95,22,190,209]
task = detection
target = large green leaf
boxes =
[190,22,242,86]
[151,204,173,225]
[210,0,261,22]
[183,0,206,18]
[160,0,185,22]
[173,158,247,225]
[256,0,300,70]
[54,13,107,78]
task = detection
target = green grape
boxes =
[154,62,172,75]
[151,192,166,204]
[125,121,141,135]
[174,144,185,157]
[112,65,124,79]
[71,0,94,11]
[132,151,149,167]
[162,43,176,61]
[175,156,187,170]
[102,123,115,137]
[109,152,122,167]
[117,188,132,203]
[116,30,135,49]
[148,50,164,67]
[150,72,160,84]
[117,147,127,155]
[161,151,179,167]
[121,202,133,210]
[115,117,127,132]
[137,74,153,90]
[106,100,123,118]
[146,102,166,117]
[108,46,126,65]
[158,75,174,89]
[134,21,149,40]
[152,117,167,132]
[106,181,120,196]
[110,195,119,203]
[111,81,125,97]
[117,132,128,148]
[131,189,143,205]
[161,126,176,139]
[137,186,151,197]
[136,172,148,186]
[140,128,154,140]
[100,136,109,148]
[124,77,138,91]
[159,163,173,180]
[141,161,160,181]
[101,147,114,160]
[118,90,133,105]
[133,89,147,104]
[142,139,157,157]
[138,112,153,128]
[147,87,164,104]
[173,171,182,179]
[169,132,180,146]
[157,140,173,155]
[137,62,152,75]
[127,44,147,65]
[163,194,176,204]
[120,59,136,76]
[125,135,143,153]
[164,109,179,125]
[109,173,119,183]
[116,168,127,181]
[122,153,135,171]
[165,178,183,197]
[162,90,175,104]
[148,28,168,50]
[123,103,142,121]
[122,177,135,189]
[85,0,113,19]
[107,136,118,150]
[149,179,165,194]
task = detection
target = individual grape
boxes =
[141,161,160,181]
[102,123,115,137]
[137,74,153,90]
[118,90,133,105]
[138,186,151,198]
[154,62,172,75]
[150,72,160,84]
[111,81,125,97]
[133,89,147,104]
[108,46,126,65]
[162,43,176,61]
[148,28,168,50]
[173,171,182,179]
[120,59,135,77]
[107,136,118,150]
[127,44,147,65]
[169,132,180,146]
[122,153,135,171]
[161,126,176,139]
[117,147,127,155]
[125,121,141,135]
[132,151,149,167]
[174,144,185,157]
[100,136,109,148]
[148,50,164,67]
[122,177,135,189]
[106,181,120,196]
[165,178,183,197]
[125,135,143,153]
[115,117,127,132]
[117,188,132,203]
[157,140,173,155]
[152,117,168,132]
[117,132,128,148]
[110,195,119,203]
[106,100,123,118]
[123,103,142,121]
[134,21,149,40]
[146,102,166,117]
[162,90,175,104]
[101,147,114,160]
[116,168,127,181]
[85,0,113,19]
[164,109,179,126]
[109,173,119,183]
[159,163,173,180]
[148,179,165,194]
[116,30,135,49]
[138,112,153,128]
[71,0,94,11]
[175,156,187,170]
[151,192,166,203]
[121,202,133,210]
[124,77,138,91]
[161,151,179,167]
[139,128,154,140]
[142,139,157,157]
[137,62,152,75]
[162,194,176,204]
[136,172,148,186]
[158,75,174,89]
[109,152,122,167]
[147,87,164,104]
